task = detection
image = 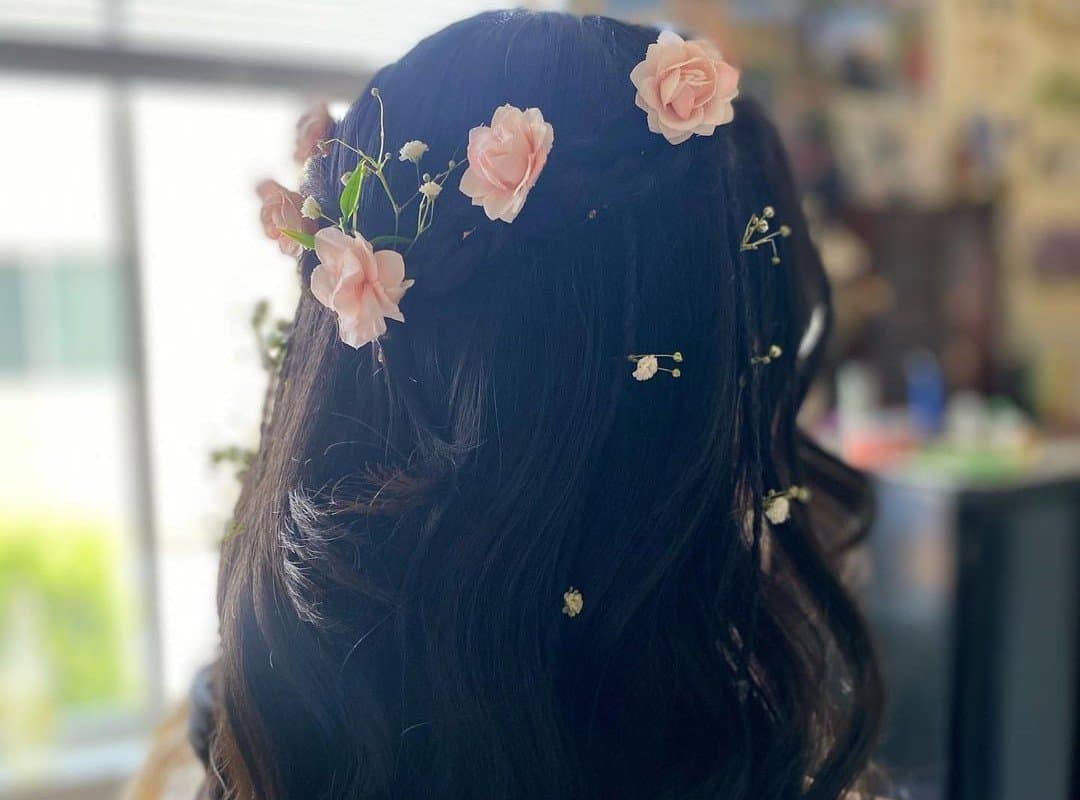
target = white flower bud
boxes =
[419,180,442,200]
[764,496,791,525]
[632,355,659,381]
[562,587,584,618]
[300,196,321,220]
[398,140,428,164]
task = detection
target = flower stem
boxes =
[372,89,386,163]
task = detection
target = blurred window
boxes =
[5,257,123,374]
[1,1,512,65]
[0,1,104,40]
[50,258,123,371]
[0,77,151,788]
[0,266,28,371]
[131,84,300,702]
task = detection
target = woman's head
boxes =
[214,11,882,799]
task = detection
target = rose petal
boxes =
[459,166,486,199]
[278,236,302,257]
[671,84,696,119]
[339,311,385,350]
[714,61,741,98]
[373,249,406,288]
[652,31,688,71]
[309,264,338,308]
[485,149,531,190]
[658,68,684,106]
[656,29,684,47]
[314,227,349,268]
[383,281,411,307]
[255,179,283,201]
[293,102,333,164]
[482,192,515,223]
[490,104,517,129]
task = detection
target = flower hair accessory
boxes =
[763,486,811,525]
[294,102,334,163]
[740,206,792,265]
[458,104,554,223]
[628,351,683,381]
[257,91,553,349]
[630,30,740,145]
[562,587,584,618]
[308,228,413,348]
[256,179,314,257]
[751,345,783,366]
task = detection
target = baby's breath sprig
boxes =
[628,351,683,381]
[740,205,792,265]
[750,344,783,366]
[762,485,811,525]
[286,88,465,255]
[562,587,584,618]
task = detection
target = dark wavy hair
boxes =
[207,10,883,799]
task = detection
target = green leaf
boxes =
[279,229,316,251]
[370,234,413,249]
[250,298,269,327]
[339,161,366,222]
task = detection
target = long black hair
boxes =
[209,11,883,799]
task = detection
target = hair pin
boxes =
[562,587,584,618]
[762,485,811,525]
[751,344,783,366]
[628,352,683,381]
[740,206,792,265]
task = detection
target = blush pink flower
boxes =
[256,179,314,257]
[309,227,414,349]
[459,104,554,223]
[629,30,740,145]
[294,102,334,163]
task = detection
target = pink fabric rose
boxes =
[459,104,554,224]
[294,102,334,163]
[309,227,415,349]
[629,31,740,145]
[256,179,314,257]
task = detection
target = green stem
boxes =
[373,168,399,215]
[373,89,386,163]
